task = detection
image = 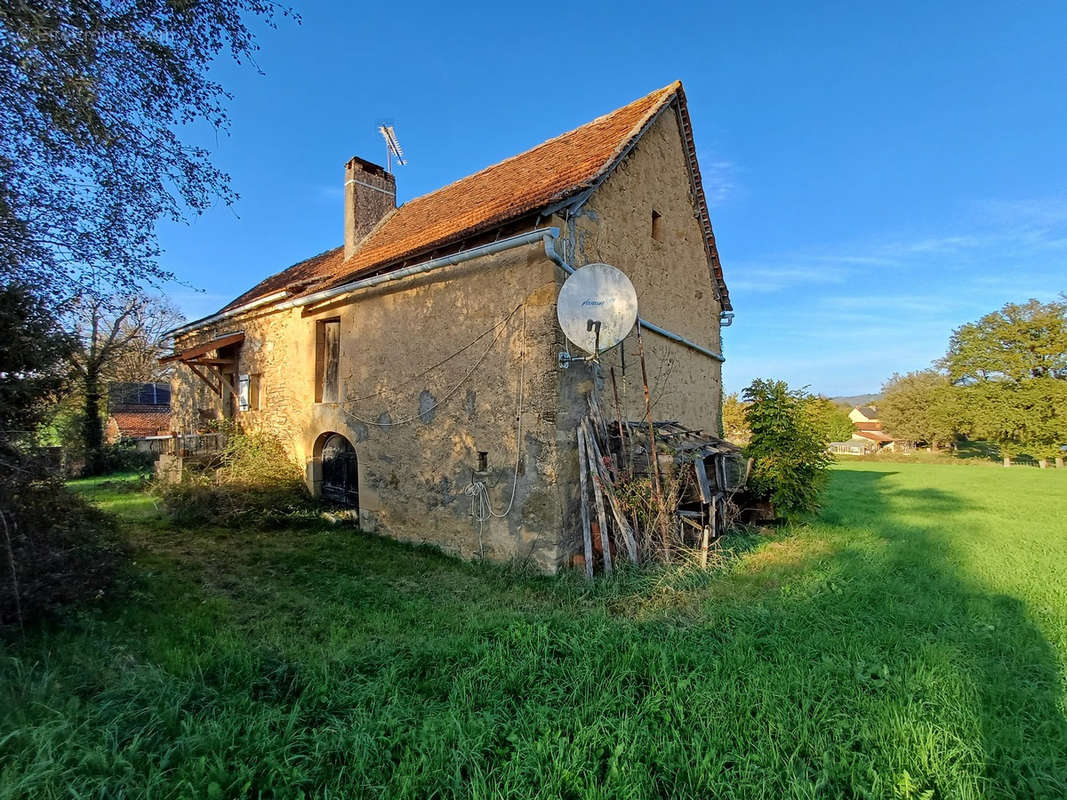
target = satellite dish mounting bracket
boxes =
[558,319,603,369]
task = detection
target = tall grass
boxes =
[1,464,1066,798]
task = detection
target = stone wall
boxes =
[172,243,566,571]
[551,105,726,557]
[563,106,724,434]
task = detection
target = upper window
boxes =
[316,319,341,403]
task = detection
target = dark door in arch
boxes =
[321,434,359,510]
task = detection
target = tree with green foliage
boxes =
[0,0,294,298]
[943,298,1067,465]
[961,378,1067,468]
[0,284,71,440]
[742,379,833,518]
[721,392,750,443]
[943,298,1067,384]
[879,370,960,449]
[805,396,855,443]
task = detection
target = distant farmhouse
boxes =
[105,382,171,444]
[160,82,732,571]
[830,406,895,455]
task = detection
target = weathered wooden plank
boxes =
[581,420,613,575]
[693,457,712,504]
[576,424,594,580]
[680,515,704,532]
[587,426,639,564]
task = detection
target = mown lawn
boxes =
[2,463,1066,799]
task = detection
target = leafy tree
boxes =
[0,284,71,438]
[944,298,1067,384]
[961,378,1067,467]
[721,392,750,443]
[66,292,182,473]
[805,396,854,443]
[879,370,959,449]
[941,299,1067,465]
[0,0,293,298]
[742,379,832,519]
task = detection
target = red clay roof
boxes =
[855,430,894,443]
[854,421,883,431]
[219,81,729,315]
[110,409,171,438]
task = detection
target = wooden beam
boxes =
[214,366,240,398]
[160,331,244,363]
[186,357,235,366]
[188,364,221,396]
[576,424,594,580]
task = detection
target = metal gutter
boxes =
[165,290,291,339]
[277,228,560,311]
[541,230,726,363]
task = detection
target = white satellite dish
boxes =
[557,263,638,357]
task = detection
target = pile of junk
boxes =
[571,386,771,577]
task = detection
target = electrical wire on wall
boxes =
[339,303,522,428]
[465,303,527,547]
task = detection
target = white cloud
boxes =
[700,158,737,207]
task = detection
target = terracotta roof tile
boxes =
[854,421,883,431]
[110,410,171,438]
[219,81,728,314]
[855,430,894,443]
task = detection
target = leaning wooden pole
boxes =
[581,420,613,576]
[609,366,629,477]
[576,424,594,579]
[637,321,669,560]
[588,428,639,564]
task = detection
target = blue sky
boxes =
[158,1,1067,397]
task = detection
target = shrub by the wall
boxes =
[157,432,316,527]
[743,379,833,519]
[1,460,126,631]
[96,441,157,474]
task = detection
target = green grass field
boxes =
[2,463,1066,798]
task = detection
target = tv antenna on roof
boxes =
[378,124,407,172]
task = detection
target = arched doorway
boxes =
[320,433,359,510]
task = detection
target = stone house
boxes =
[847,406,894,451]
[848,406,879,425]
[163,81,733,572]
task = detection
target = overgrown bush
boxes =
[0,455,126,631]
[742,379,833,519]
[157,432,316,527]
[95,441,157,474]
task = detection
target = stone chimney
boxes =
[344,156,396,260]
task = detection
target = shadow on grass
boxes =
[6,470,1066,798]
[809,468,1067,797]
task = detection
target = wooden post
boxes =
[609,366,629,477]
[581,420,613,576]
[576,424,594,580]
[587,426,639,564]
[637,322,669,560]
